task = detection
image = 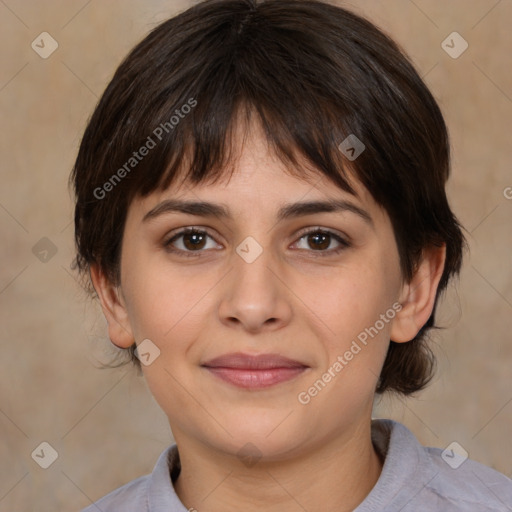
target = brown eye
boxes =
[164,228,221,256]
[182,231,207,251]
[294,229,350,256]
[307,232,331,250]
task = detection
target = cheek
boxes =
[302,260,399,340]
[122,253,215,342]
[297,252,401,388]
[124,264,211,418]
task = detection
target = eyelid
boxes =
[294,226,350,244]
[291,226,350,255]
[163,226,351,257]
[164,226,222,249]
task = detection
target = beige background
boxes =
[0,0,511,510]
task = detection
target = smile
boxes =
[201,352,309,389]
[203,367,308,389]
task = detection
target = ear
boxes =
[89,264,134,349]
[391,244,446,343]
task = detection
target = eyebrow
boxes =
[142,198,373,227]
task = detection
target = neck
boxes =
[173,420,383,512]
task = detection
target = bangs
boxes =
[142,100,357,198]
[116,34,362,203]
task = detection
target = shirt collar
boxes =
[144,419,436,511]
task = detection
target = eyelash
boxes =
[163,227,351,258]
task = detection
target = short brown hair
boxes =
[70,0,467,395]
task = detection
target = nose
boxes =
[217,243,293,334]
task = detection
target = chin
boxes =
[209,424,309,462]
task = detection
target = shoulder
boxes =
[423,444,512,511]
[80,445,180,512]
[81,473,150,512]
[364,419,512,512]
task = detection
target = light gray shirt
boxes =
[81,419,512,511]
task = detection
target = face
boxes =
[109,121,408,460]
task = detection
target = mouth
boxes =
[201,352,309,389]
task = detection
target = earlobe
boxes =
[390,244,447,343]
[89,264,134,349]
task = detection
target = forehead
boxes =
[127,118,382,225]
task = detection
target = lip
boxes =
[201,352,309,389]
[202,352,308,370]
